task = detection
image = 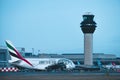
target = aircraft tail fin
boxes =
[5,40,33,67]
[112,62,116,66]
[97,60,102,67]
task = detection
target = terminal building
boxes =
[37,53,119,65]
[0,47,120,67]
[0,48,9,67]
[0,47,25,67]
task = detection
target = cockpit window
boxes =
[58,59,71,65]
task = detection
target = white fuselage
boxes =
[9,58,75,70]
[103,65,120,69]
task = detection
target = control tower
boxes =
[80,13,97,66]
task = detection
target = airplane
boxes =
[103,62,120,69]
[5,40,75,71]
[96,60,115,70]
[97,60,120,70]
[112,62,120,69]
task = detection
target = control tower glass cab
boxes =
[80,14,96,33]
[80,13,97,66]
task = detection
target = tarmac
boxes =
[0,71,120,80]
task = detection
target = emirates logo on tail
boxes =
[6,40,33,67]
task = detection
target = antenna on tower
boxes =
[85,12,93,15]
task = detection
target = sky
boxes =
[0,0,120,56]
